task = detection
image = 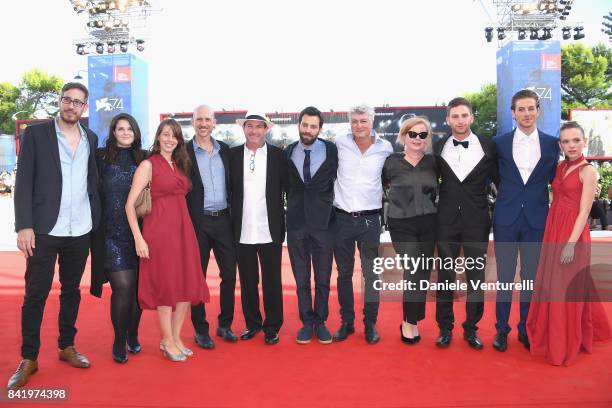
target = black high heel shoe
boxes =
[400,325,421,344]
[127,336,141,354]
[112,344,128,364]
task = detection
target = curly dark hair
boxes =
[150,119,192,185]
[104,113,145,165]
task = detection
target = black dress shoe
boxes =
[400,325,421,345]
[365,323,380,344]
[240,327,261,341]
[216,327,238,343]
[463,332,484,350]
[493,332,508,352]
[127,337,141,354]
[264,332,279,345]
[194,332,215,349]
[332,322,355,342]
[436,330,452,348]
[518,332,530,350]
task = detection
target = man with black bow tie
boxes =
[433,97,498,350]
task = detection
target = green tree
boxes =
[561,42,611,115]
[0,69,63,134]
[0,82,20,134]
[465,83,497,138]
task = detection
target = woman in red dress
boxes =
[527,121,611,366]
[126,119,209,362]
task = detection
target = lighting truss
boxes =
[69,0,158,54]
[483,0,583,45]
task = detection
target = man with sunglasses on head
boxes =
[433,97,498,350]
[8,83,101,390]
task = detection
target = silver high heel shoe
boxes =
[160,343,187,362]
[177,345,194,357]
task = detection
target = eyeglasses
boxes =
[249,153,255,173]
[60,96,86,109]
[407,131,428,139]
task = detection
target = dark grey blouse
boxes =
[382,153,438,219]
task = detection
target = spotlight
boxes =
[136,39,145,51]
[518,28,526,40]
[485,27,493,42]
[573,26,585,40]
[107,42,115,53]
[540,28,552,40]
[120,42,129,52]
[562,26,571,40]
[530,29,539,40]
[96,43,104,54]
[76,44,85,55]
[538,2,547,11]
[497,28,506,41]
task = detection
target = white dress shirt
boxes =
[334,132,393,212]
[240,143,272,244]
[512,128,541,184]
[440,132,485,182]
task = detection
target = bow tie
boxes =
[453,139,469,148]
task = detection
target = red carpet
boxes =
[1,250,611,408]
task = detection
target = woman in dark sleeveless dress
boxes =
[527,122,611,366]
[125,119,209,362]
[91,113,145,363]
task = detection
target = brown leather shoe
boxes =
[6,359,38,390]
[58,346,90,368]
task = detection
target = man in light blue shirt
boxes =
[185,105,238,348]
[9,82,101,390]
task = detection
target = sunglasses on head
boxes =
[407,131,428,139]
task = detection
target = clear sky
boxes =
[1,0,610,129]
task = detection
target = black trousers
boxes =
[237,242,283,335]
[590,200,608,228]
[21,233,90,360]
[436,218,488,334]
[388,214,436,325]
[334,211,381,325]
[287,225,334,326]
[190,213,237,334]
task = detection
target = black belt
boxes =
[203,209,228,217]
[334,207,380,218]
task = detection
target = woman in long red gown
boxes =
[527,122,611,366]
[126,119,209,362]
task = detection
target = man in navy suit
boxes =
[285,106,338,345]
[492,89,560,352]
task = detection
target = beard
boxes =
[299,133,318,146]
[59,110,79,125]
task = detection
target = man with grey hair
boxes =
[185,105,238,348]
[332,104,393,344]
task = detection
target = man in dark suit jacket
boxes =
[434,97,498,350]
[8,83,101,390]
[185,105,238,349]
[228,111,288,345]
[285,106,338,344]
[492,89,560,352]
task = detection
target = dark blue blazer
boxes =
[492,129,560,229]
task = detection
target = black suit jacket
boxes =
[434,134,498,227]
[14,120,101,234]
[185,139,231,226]
[228,143,288,244]
[285,139,338,230]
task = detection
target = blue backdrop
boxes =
[497,41,561,137]
[87,54,149,147]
